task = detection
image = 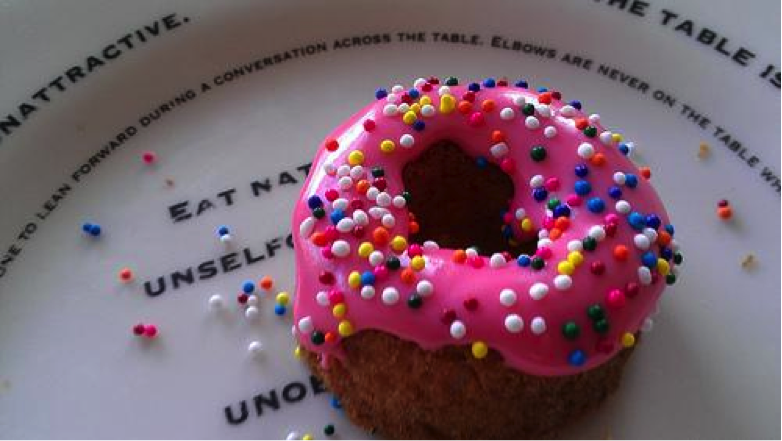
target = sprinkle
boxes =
[717,201,733,220]
[132,323,145,336]
[338,320,353,337]
[248,341,264,357]
[621,332,636,348]
[543,126,557,138]
[302,434,314,441]
[633,234,651,250]
[245,306,260,320]
[562,321,580,340]
[499,107,515,120]
[641,317,654,332]
[741,253,756,269]
[82,222,102,237]
[119,267,134,283]
[381,287,399,305]
[505,314,524,333]
[471,341,489,359]
[637,266,653,285]
[490,142,509,158]
[554,274,573,291]
[524,116,540,129]
[324,424,336,437]
[529,282,549,300]
[142,151,157,164]
[410,255,426,271]
[697,142,711,159]
[360,286,375,300]
[530,145,547,162]
[489,253,506,268]
[568,349,586,366]
[142,324,157,338]
[530,317,547,335]
[499,288,517,306]
[208,294,224,309]
[450,320,466,339]
[347,150,364,166]
[276,292,290,306]
[577,143,595,159]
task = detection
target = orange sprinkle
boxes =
[491,130,505,143]
[408,221,420,234]
[481,99,496,112]
[613,245,629,261]
[452,249,467,264]
[400,268,416,284]
[356,179,370,195]
[657,231,672,246]
[260,276,274,291]
[372,227,390,246]
[457,101,472,114]
[324,332,337,344]
[554,217,570,230]
[575,117,588,130]
[639,167,651,179]
[549,228,562,240]
[311,232,327,247]
[590,153,607,166]
[718,206,733,220]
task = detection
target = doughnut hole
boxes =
[402,140,536,257]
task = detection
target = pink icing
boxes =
[292,79,680,376]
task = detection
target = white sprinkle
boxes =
[529,282,549,300]
[588,113,600,124]
[315,291,329,306]
[247,294,259,307]
[499,107,515,120]
[413,78,427,89]
[382,104,398,116]
[219,234,232,243]
[349,165,364,180]
[397,103,410,113]
[543,126,557,138]
[613,172,626,185]
[323,162,336,176]
[336,218,355,233]
[245,306,260,320]
[538,238,553,249]
[368,206,387,219]
[376,192,392,207]
[515,208,527,220]
[391,84,404,93]
[512,95,526,106]
[465,248,479,258]
[450,320,466,339]
[208,294,224,309]
[298,217,315,239]
[499,288,517,307]
[360,286,376,300]
[599,131,613,145]
[337,164,350,177]
[577,142,595,159]
[438,85,451,96]
[530,317,547,335]
[331,240,351,258]
[248,341,264,357]
[381,213,396,228]
[392,196,407,208]
[423,241,439,251]
[530,175,544,188]
[670,239,681,252]
[286,431,301,441]
[416,280,434,296]
[588,225,606,241]
[633,234,651,250]
[559,105,576,117]
[616,200,632,214]
[489,253,506,268]
[352,210,369,226]
[338,176,353,190]
[505,314,524,333]
[368,251,384,266]
[554,275,573,291]
[624,141,636,156]
[332,198,349,211]
[298,317,314,334]
[400,134,415,148]
[420,104,436,118]
[643,227,658,243]
[638,266,653,285]
[525,116,540,129]
[381,287,399,305]
[536,105,552,118]
[538,230,550,240]
[567,240,583,252]
[490,142,509,158]
[641,317,654,333]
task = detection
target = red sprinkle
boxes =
[143,324,158,338]
[325,139,339,151]
[142,151,156,164]
[463,297,479,311]
[319,271,335,285]
[590,261,606,275]
[625,282,640,298]
[440,309,457,325]
[237,293,249,304]
[132,323,145,336]
[363,119,376,132]
[324,189,339,202]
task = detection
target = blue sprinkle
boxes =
[413,120,426,131]
[608,186,622,199]
[88,224,101,237]
[82,222,93,233]
[646,214,661,229]
[517,254,531,267]
[330,209,345,225]
[330,396,342,409]
[217,225,230,236]
[468,82,481,92]
[274,304,286,316]
[664,224,675,235]
[568,349,586,367]
[408,88,420,99]
[537,87,548,93]
[569,100,582,110]
[574,180,591,196]
[242,281,255,294]
[502,225,513,239]
[642,252,657,268]
[375,88,388,100]
[574,164,589,177]
[515,80,528,88]
[307,195,323,209]
[587,197,605,213]
[625,174,638,188]
[618,143,630,156]
[476,156,488,169]
[483,78,496,88]
[360,271,376,286]
[660,247,673,260]
[533,188,548,202]
[553,205,571,218]
[628,212,646,230]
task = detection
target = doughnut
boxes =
[292,77,682,438]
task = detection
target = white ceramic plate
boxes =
[0,0,779,438]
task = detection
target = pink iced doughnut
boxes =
[292,76,681,375]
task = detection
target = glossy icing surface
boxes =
[292,78,681,376]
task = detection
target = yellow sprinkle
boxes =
[419,96,432,106]
[411,255,425,271]
[439,94,456,114]
[402,110,417,125]
[557,261,575,275]
[520,218,534,232]
[698,142,711,159]
[390,235,408,253]
[293,345,302,358]
[348,271,361,289]
[410,103,421,114]
[380,139,396,154]
[657,258,670,276]
[567,251,584,266]
[332,303,347,318]
[347,150,364,166]
[338,320,354,337]
[621,332,636,348]
[302,434,314,441]
[612,133,623,143]
[358,242,374,258]
[275,291,290,306]
[471,341,488,359]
